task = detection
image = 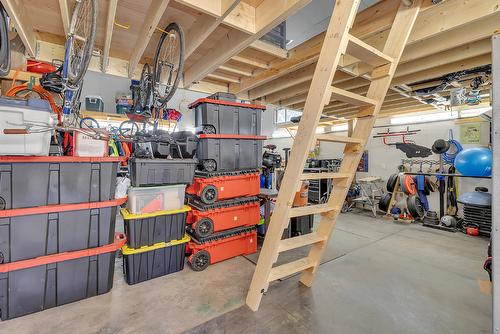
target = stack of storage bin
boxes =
[121,157,197,284]
[185,93,265,271]
[0,156,124,320]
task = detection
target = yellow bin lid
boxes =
[120,205,191,220]
[121,234,191,255]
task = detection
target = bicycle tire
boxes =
[79,117,100,129]
[134,63,152,112]
[0,4,10,77]
[67,0,97,86]
[153,22,185,107]
[119,120,139,138]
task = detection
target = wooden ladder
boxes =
[246,0,423,311]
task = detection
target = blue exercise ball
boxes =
[454,147,492,177]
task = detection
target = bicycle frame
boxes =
[62,34,75,116]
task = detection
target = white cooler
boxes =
[0,97,56,156]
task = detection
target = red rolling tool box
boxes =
[186,196,259,237]
[185,170,260,204]
[187,226,257,271]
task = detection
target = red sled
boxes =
[187,226,257,271]
[187,196,260,237]
[186,170,260,204]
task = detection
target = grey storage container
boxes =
[189,97,265,135]
[122,235,189,285]
[121,205,190,248]
[0,156,120,209]
[0,234,125,320]
[196,135,265,172]
[0,199,123,263]
[129,158,197,187]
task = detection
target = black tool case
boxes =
[189,97,265,135]
[0,156,120,209]
[128,158,198,186]
[0,234,125,320]
[122,235,189,285]
[120,205,190,248]
[0,198,125,263]
[196,134,265,172]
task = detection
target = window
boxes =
[275,108,303,124]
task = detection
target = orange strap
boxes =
[0,233,126,273]
[6,84,62,122]
[0,197,127,218]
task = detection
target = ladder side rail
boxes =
[299,0,424,287]
[246,0,363,311]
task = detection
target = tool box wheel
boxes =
[202,159,217,172]
[190,250,211,271]
[202,125,216,134]
[200,185,218,204]
[195,218,214,237]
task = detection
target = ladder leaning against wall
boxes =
[246,0,423,311]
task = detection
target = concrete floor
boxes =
[0,211,491,334]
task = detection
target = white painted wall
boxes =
[264,117,492,212]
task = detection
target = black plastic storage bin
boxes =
[129,158,197,186]
[189,97,265,135]
[122,235,189,285]
[0,234,126,320]
[121,205,190,248]
[290,214,314,237]
[0,156,121,209]
[196,134,265,172]
[0,198,126,263]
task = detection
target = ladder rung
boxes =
[268,258,315,282]
[346,34,394,67]
[330,86,377,106]
[278,233,327,253]
[315,134,364,144]
[300,172,351,180]
[290,203,338,217]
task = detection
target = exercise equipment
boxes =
[454,147,492,176]
[407,195,425,218]
[440,215,457,227]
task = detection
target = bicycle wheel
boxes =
[119,120,139,139]
[134,63,152,112]
[0,4,10,77]
[80,117,99,129]
[66,0,97,86]
[153,22,184,107]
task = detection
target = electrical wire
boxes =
[6,84,62,122]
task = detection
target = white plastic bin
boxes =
[0,97,56,156]
[127,184,186,214]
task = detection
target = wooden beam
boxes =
[249,39,288,58]
[183,0,310,87]
[206,72,240,83]
[396,38,491,78]
[249,63,317,100]
[224,1,256,34]
[219,64,253,76]
[185,0,242,59]
[58,0,70,36]
[231,55,268,69]
[401,11,500,63]
[128,0,171,77]
[1,0,36,56]
[237,0,499,98]
[393,53,492,86]
[102,0,118,73]
[174,0,221,16]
